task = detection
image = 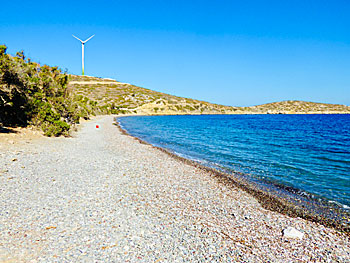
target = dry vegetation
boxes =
[250,100,350,114]
[68,75,350,116]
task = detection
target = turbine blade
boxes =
[72,35,84,43]
[83,34,95,43]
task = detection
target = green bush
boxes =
[0,44,91,136]
[42,119,70,137]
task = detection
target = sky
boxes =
[1,0,350,106]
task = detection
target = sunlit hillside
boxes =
[68,75,240,115]
[68,75,350,115]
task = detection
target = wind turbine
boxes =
[72,34,94,75]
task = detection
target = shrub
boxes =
[0,44,89,136]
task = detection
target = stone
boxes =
[283,227,304,239]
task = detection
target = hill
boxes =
[68,75,350,115]
[249,100,350,114]
[68,75,239,115]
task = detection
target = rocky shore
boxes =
[0,116,349,262]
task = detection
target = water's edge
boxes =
[114,117,350,235]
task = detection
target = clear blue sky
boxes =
[1,0,349,106]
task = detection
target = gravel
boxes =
[0,115,349,262]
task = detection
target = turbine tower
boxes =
[72,34,94,75]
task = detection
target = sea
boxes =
[118,114,350,223]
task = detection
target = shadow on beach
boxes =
[0,127,18,134]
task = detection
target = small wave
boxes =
[172,151,207,164]
[316,156,350,164]
[328,200,350,209]
[271,161,314,175]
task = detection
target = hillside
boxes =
[68,75,350,115]
[68,75,240,115]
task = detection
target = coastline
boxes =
[1,115,349,261]
[115,116,350,235]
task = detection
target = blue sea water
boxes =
[118,114,350,210]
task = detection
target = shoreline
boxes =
[115,116,350,235]
[1,115,349,261]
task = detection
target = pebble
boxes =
[283,226,304,239]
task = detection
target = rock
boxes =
[283,227,304,239]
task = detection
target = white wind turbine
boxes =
[72,34,94,75]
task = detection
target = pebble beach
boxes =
[0,115,349,262]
